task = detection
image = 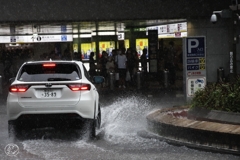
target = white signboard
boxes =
[0,34,73,43]
[30,35,73,42]
[159,25,168,34]
[168,23,178,33]
[187,77,206,97]
[147,22,187,38]
[0,36,11,43]
[0,25,10,34]
[14,24,72,34]
[15,25,33,34]
[147,22,187,35]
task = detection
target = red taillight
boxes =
[9,85,29,92]
[43,63,56,67]
[68,84,91,91]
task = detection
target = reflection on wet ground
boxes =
[1,93,240,159]
[12,128,88,141]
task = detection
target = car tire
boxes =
[96,106,101,129]
[8,121,19,139]
[8,121,15,138]
[89,105,101,139]
[88,120,96,139]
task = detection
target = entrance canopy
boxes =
[0,19,187,43]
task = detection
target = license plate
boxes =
[40,89,59,98]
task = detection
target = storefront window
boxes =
[136,39,148,58]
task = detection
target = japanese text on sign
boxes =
[187,58,199,64]
[187,77,206,96]
[187,38,205,57]
[187,65,199,70]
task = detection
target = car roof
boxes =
[23,60,83,65]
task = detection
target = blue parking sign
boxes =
[187,37,205,57]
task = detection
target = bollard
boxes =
[109,72,115,90]
[0,75,2,94]
[217,67,224,82]
[164,69,169,88]
[137,71,141,90]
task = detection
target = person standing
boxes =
[106,56,115,73]
[140,48,147,73]
[126,48,136,86]
[140,48,148,86]
[115,49,127,88]
[106,56,115,87]
[100,51,108,79]
[89,52,96,78]
[131,50,139,86]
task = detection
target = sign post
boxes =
[183,37,207,102]
[148,30,158,73]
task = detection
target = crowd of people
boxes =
[89,42,183,89]
[0,42,182,89]
[89,47,147,89]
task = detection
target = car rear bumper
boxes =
[7,98,96,121]
[8,113,94,129]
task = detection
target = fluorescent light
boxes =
[80,34,92,38]
[73,34,78,38]
[73,28,78,33]
[91,31,116,36]
[98,31,116,35]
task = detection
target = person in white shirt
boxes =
[106,56,115,73]
[115,49,127,88]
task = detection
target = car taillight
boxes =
[9,85,30,92]
[43,63,56,67]
[68,84,91,91]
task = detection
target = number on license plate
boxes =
[42,90,57,98]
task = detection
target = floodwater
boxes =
[0,95,239,160]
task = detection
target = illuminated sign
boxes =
[146,22,187,38]
[0,35,73,43]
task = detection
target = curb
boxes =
[146,106,240,155]
[188,107,240,125]
[137,130,240,156]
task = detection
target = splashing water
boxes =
[101,95,154,145]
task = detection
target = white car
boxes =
[7,60,104,139]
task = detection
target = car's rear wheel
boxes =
[8,121,15,138]
[96,106,101,129]
[8,121,21,140]
[89,120,96,139]
[88,106,101,139]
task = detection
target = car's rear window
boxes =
[18,63,81,82]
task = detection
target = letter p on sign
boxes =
[188,39,199,53]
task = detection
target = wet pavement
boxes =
[98,84,240,155]
[1,81,240,158]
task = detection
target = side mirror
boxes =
[92,76,105,84]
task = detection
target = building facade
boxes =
[0,0,238,83]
